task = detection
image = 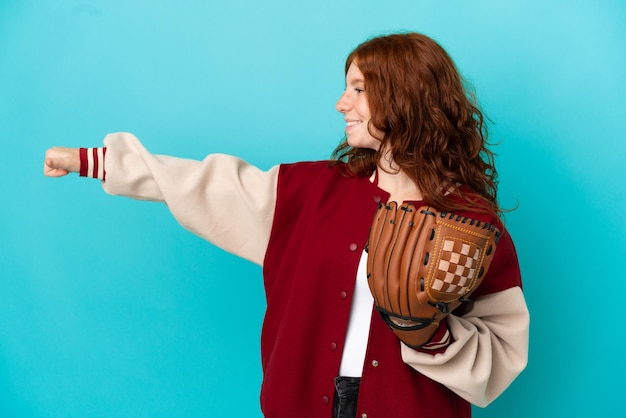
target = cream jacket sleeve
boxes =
[101,132,278,266]
[402,286,530,407]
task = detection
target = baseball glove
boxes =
[366,202,501,349]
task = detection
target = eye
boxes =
[354,88,365,94]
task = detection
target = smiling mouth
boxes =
[346,121,362,127]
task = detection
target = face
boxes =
[336,63,383,150]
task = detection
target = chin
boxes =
[347,138,380,151]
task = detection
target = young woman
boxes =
[44,32,529,418]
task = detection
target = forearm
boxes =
[401,286,529,407]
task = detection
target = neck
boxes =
[374,161,423,203]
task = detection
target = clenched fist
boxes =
[43,147,80,177]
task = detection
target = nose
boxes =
[336,91,350,113]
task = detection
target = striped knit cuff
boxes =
[418,322,452,353]
[79,147,107,180]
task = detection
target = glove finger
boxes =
[386,203,419,317]
[367,202,396,308]
[378,201,398,311]
[405,206,437,318]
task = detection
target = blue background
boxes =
[2,0,625,416]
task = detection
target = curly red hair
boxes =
[331,32,501,215]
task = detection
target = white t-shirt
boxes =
[339,250,374,377]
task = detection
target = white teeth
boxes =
[346,121,361,127]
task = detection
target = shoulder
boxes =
[278,160,354,185]
[442,185,500,226]
[274,160,375,211]
[280,160,348,175]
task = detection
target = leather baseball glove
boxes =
[366,202,501,349]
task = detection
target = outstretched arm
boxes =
[43,133,279,266]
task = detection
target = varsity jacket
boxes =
[93,133,529,418]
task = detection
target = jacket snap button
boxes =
[330,342,337,350]
[349,243,358,251]
[339,291,347,299]
[372,360,379,367]
[322,395,329,404]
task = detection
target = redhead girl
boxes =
[45,32,529,418]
